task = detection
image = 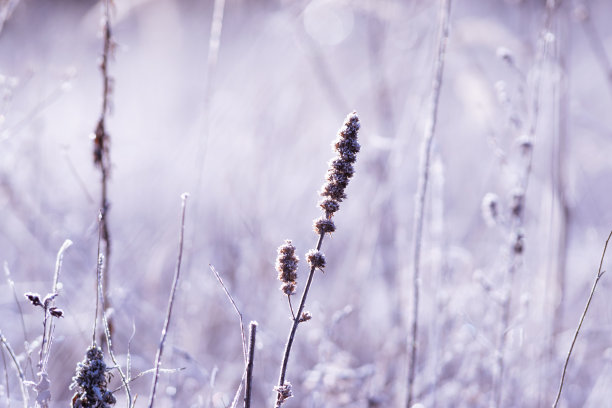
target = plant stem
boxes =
[244,321,257,408]
[148,194,189,408]
[552,230,612,408]
[406,0,451,406]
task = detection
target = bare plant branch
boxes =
[209,264,247,362]
[148,193,189,408]
[0,330,28,408]
[407,1,451,406]
[244,321,257,408]
[552,230,612,408]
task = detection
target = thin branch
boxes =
[3,262,32,377]
[41,239,72,370]
[208,264,248,408]
[0,330,28,408]
[1,345,9,407]
[208,265,247,363]
[406,0,451,406]
[93,211,103,347]
[112,367,185,393]
[552,230,612,408]
[96,236,132,408]
[244,322,257,408]
[148,193,189,408]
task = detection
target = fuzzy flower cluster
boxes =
[318,111,360,220]
[276,240,299,295]
[306,249,326,271]
[70,346,116,408]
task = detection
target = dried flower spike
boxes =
[70,346,116,408]
[276,240,299,295]
[306,249,326,271]
[319,111,361,206]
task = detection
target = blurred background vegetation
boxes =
[2,0,612,406]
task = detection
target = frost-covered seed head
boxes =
[319,181,347,202]
[274,381,293,404]
[313,217,336,235]
[481,193,499,227]
[513,230,525,254]
[496,46,514,65]
[25,292,42,307]
[70,346,116,408]
[299,311,312,322]
[306,249,326,270]
[49,307,64,318]
[511,189,524,218]
[276,240,299,296]
[319,199,340,216]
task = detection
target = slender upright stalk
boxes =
[93,0,115,342]
[552,230,612,408]
[244,321,257,408]
[406,1,451,406]
[274,112,360,406]
[148,194,189,408]
[0,331,28,408]
[492,5,552,406]
[95,228,132,408]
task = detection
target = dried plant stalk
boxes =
[148,193,189,408]
[552,230,612,408]
[406,1,451,406]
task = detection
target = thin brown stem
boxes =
[552,230,612,408]
[406,0,451,406]
[148,193,189,408]
[94,0,114,344]
[96,238,132,408]
[244,321,257,408]
[287,295,295,321]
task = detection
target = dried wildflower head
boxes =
[49,307,64,318]
[299,311,312,322]
[513,230,525,254]
[481,193,499,227]
[314,217,336,236]
[25,292,43,307]
[511,189,524,218]
[276,240,299,296]
[274,381,293,404]
[306,249,326,271]
[516,134,533,155]
[70,346,116,408]
[319,198,340,217]
[496,46,514,66]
